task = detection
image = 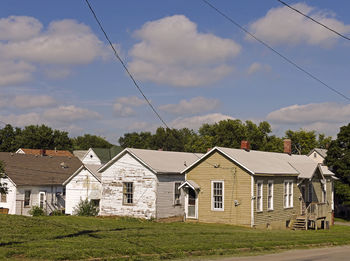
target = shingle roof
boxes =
[308,148,328,158]
[0,152,82,186]
[18,148,73,157]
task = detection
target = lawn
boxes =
[1,215,350,260]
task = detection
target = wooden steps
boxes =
[293,217,306,230]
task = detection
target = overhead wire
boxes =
[277,0,350,41]
[200,0,350,102]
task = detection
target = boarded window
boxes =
[123,182,133,205]
[212,181,224,210]
[24,190,31,207]
[284,181,293,208]
[174,182,181,205]
[256,181,263,211]
[0,192,6,203]
[267,181,273,210]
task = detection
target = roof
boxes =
[179,180,200,190]
[308,148,328,158]
[17,148,73,157]
[319,165,335,176]
[91,146,123,163]
[99,148,203,174]
[0,152,82,186]
[73,150,88,161]
[63,164,102,185]
[182,146,323,177]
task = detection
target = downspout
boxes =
[251,175,254,228]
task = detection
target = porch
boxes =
[293,202,329,230]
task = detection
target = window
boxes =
[123,182,133,205]
[174,182,181,205]
[0,192,6,203]
[256,181,263,212]
[314,152,317,158]
[267,181,273,210]
[212,181,224,211]
[24,190,31,207]
[284,181,293,208]
[91,199,100,207]
[308,183,313,202]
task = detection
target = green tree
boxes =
[324,123,350,204]
[118,132,152,149]
[284,129,318,155]
[73,134,113,150]
[0,124,21,152]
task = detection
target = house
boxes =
[99,148,203,219]
[16,148,73,157]
[80,146,123,165]
[308,148,327,164]
[179,140,335,229]
[63,164,102,215]
[0,152,81,215]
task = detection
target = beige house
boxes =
[180,141,335,229]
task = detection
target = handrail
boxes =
[306,202,328,221]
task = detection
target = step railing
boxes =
[306,202,328,221]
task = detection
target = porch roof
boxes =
[179,180,200,191]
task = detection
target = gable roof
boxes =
[308,148,328,158]
[73,150,88,161]
[99,148,203,174]
[63,164,102,185]
[90,146,123,163]
[16,148,73,157]
[0,152,82,186]
[182,147,323,177]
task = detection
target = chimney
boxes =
[283,139,292,155]
[241,140,250,151]
[40,149,46,156]
[207,148,212,152]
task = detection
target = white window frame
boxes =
[267,180,274,211]
[211,181,224,211]
[284,180,293,208]
[256,180,263,212]
[38,191,46,209]
[123,182,134,205]
[24,190,31,207]
[174,182,182,205]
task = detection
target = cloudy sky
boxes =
[0,0,349,143]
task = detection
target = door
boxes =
[187,188,197,218]
[300,185,306,215]
[39,191,46,209]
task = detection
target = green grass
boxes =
[335,217,350,222]
[1,215,350,260]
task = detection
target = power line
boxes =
[201,0,350,102]
[277,0,350,41]
[84,0,169,129]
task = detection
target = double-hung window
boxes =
[267,181,273,210]
[24,190,31,207]
[256,181,263,212]
[123,182,133,205]
[284,181,293,208]
[174,182,181,205]
[212,181,224,211]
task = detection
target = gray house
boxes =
[98,148,203,219]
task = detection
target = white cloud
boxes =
[116,96,147,106]
[0,94,57,109]
[0,112,41,127]
[128,15,241,87]
[247,62,271,75]
[113,96,147,117]
[43,105,101,123]
[170,113,234,130]
[0,16,42,41]
[113,103,135,117]
[0,60,35,86]
[248,3,350,47]
[266,102,350,136]
[159,96,220,115]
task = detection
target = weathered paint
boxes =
[81,149,101,165]
[0,177,16,214]
[65,168,102,215]
[100,153,157,219]
[156,174,185,219]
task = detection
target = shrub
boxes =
[73,199,99,216]
[50,209,65,216]
[29,206,45,216]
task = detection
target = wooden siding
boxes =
[253,176,299,228]
[186,151,252,226]
[156,174,185,219]
[0,177,16,214]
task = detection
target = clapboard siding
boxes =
[65,168,102,215]
[156,174,185,219]
[186,151,251,226]
[0,177,16,214]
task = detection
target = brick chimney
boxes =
[283,139,292,155]
[241,140,250,151]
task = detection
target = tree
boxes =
[285,129,318,155]
[0,160,7,195]
[119,132,152,149]
[0,124,21,152]
[72,134,113,150]
[324,123,350,204]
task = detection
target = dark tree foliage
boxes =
[325,123,350,204]
[72,134,113,150]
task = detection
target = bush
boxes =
[73,199,99,216]
[29,206,45,216]
[50,209,65,216]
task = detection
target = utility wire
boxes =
[201,0,350,102]
[277,0,350,41]
[84,0,169,129]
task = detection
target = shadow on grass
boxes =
[0,241,24,247]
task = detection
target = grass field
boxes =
[1,215,350,260]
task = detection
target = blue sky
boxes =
[0,0,349,144]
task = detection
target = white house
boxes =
[98,148,203,219]
[308,148,328,164]
[0,152,82,215]
[63,164,102,215]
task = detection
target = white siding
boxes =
[81,149,102,165]
[308,152,325,164]
[0,178,16,214]
[100,153,157,219]
[65,168,102,215]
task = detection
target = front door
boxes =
[39,191,46,209]
[187,188,197,218]
[300,185,306,215]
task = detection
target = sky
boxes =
[0,0,349,144]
